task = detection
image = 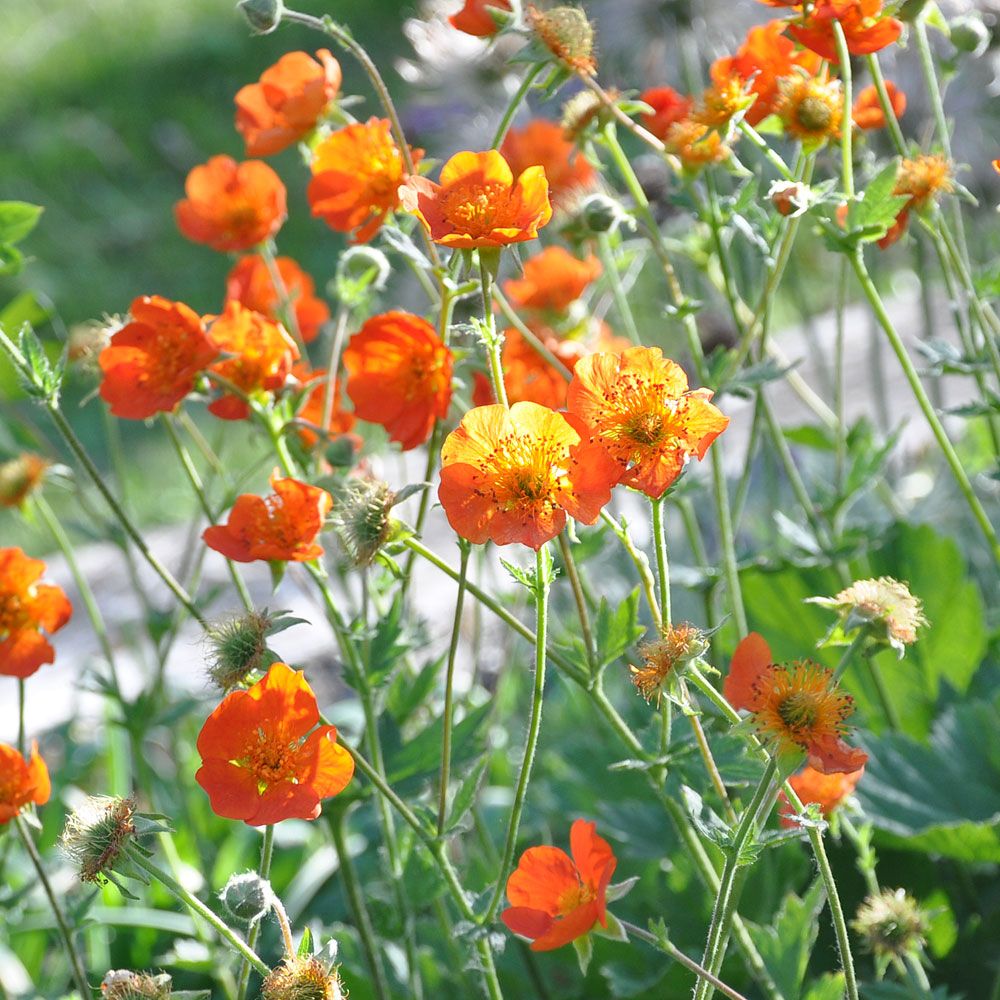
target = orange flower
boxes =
[787,1,903,61]
[895,153,953,210]
[0,742,51,824]
[293,364,356,448]
[503,246,602,313]
[196,662,353,826]
[206,301,299,421]
[501,121,595,210]
[711,20,822,126]
[0,453,49,509]
[664,118,731,170]
[853,81,906,130]
[175,155,287,252]
[449,0,511,36]
[203,472,333,563]
[778,765,863,828]
[775,74,843,146]
[439,401,619,549]
[308,118,421,243]
[226,255,330,344]
[402,149,552,249]
[639,87,694,141]
[695,74,756,128]
[567,346,729,499]
[235,49,342,157]
[98,296,218,420]
[0,547,71,679]
[501,819,617,951]
[723,632,868,774]
[342,311,453,450]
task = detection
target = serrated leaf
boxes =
[594,588,645,669]
[385,701,492,786]
[846,160,909,241]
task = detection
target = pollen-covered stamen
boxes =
[478,430,568,513]
[0,591,30,634]
[557,880,597,915]
[442,181,513,238]
[241,728,299,787]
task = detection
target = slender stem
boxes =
[807,826,859,1000]
[320,307,351,452]
[865,55,906,154]
[575,71,671,156]
[126,846,270,976]
[34,494,121,691]
[162,415,255,613]
[849,249,1000,565]
[832,22,855,199]
[557,532,597,674]
[602,511,662,631]
[832,630,871,683]
[596,232,641,344]
[269,893,296,960]
[686,694,737,825]
[840,816,880,895]
[491,64,545,148]
[650,497,671,629]
[493,286,575,379]
[438,544,471,834]
[737,121,795,181]
[259,241,306,356]
[475,939,506,1000]
[328,810,391,1000]
[236,825,274,1000]
[621,920,751,1000]
[17,681,25,756]
[15,816,92,1000]
[480,258,509,408]
[868,657,902,730]
[483,546,550,924]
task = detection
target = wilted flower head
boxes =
[809,576,926,657]
[631,623,709,703]
[262,956,345,1000]
[334,478,398,567]
[0,453,49,509]
[100,970,172,999]
[852,888,930,962]
[894,154,954,210]
[61,795,137,885]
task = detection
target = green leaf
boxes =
[387,655,443,725]
[297,926,313,958]
[572,932,593,975]
[856,695,1000,862]
[0,202,43,245]
[846,160,910,242]
[747,881,826,1000]
[385,701,492,786]
[594,588,645,669]
[803,974,846,1000]
[444,755,489,835]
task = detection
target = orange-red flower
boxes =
[878,154,954,250]
[196,662,353,826]
[501,121,595,210]
[778,765,863,828]
[784,0,903,61]
[567,346,729,499]
[401,150,552,249]
[342,311,453,450]
[504,246,602,313]
[711,20,822,126]
[449,0,511,36]
[175,155,287,252]
[853,81,906,130]
[308,118,421,243]
[0,742,51,824]
[226,255,331,345]
[206,301,299,421]
[723,632,868,774]
[293,364,356,449]
[235,49,342,157]
[639,87,694,141]
[0,548,71,679]
[203,472,333,564]
[98,296,218,420]
[664,118,731,171]
[501,819,617,951]
[0,454,49,509]
[439,401,619,549]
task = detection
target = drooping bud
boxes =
[220,871,273,925]
[261,956,346,1000]
[577,193,626,234]
[237,0,284,34]
[100,970,172,999]
[949,14,990,56]
[61,796,138,885]
[851,888,930,962]
[333,245,391,310]
[0,453,49,508]
[526,5,597,75]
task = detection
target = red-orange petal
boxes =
[723,632,773,711]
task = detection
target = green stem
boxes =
[236,825,274,1000]
[596,232,642,344]
[832,21,855,199]
[491,63,545,148]
[737,121,795,181]
[650,497,671,628]
[601,511,662,632]
[483,546,551,924]
[849,249,1000,566]
[17,680,25,757]
[126,846,270,977]
[557,532,597,674]
[620,920,751,1000]
[438,544,471,834]
[865,55,906,154]
[493,286,575,379]
[868,656,902,731]
[480,257,509,408]
[15,816,92,998]
[259,240,307,356]
[840,816,880,895]
[328,810,391,1000]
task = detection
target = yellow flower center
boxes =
[240,728,299,790]
[0,590,30,636]
[442,181,513,238]
[557,881,596,915]
[479,430,566,513]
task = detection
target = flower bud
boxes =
[262,957,345,1000]
[851,888,930,961]
[61,796,137,885]
[205,610,274,692]
[560,90,609,142]
[578,193,622,234]
[768,181,811,219]
[334,478,398,567]
[238,0,284,34]
[526,5,597,74]
[100,970,172,999]
[220,872,273,925]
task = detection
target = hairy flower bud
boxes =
[526,5,597,74]
[61,796,137,885]
[0,453,49,508]
[100,970,172,999]
[949,14,990,56]
[852,888,930,961]
[238,0,284,34]
[768,181,811,219]
[334,478,399,567]
[220,871,273,925]
[631,623,709,704]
